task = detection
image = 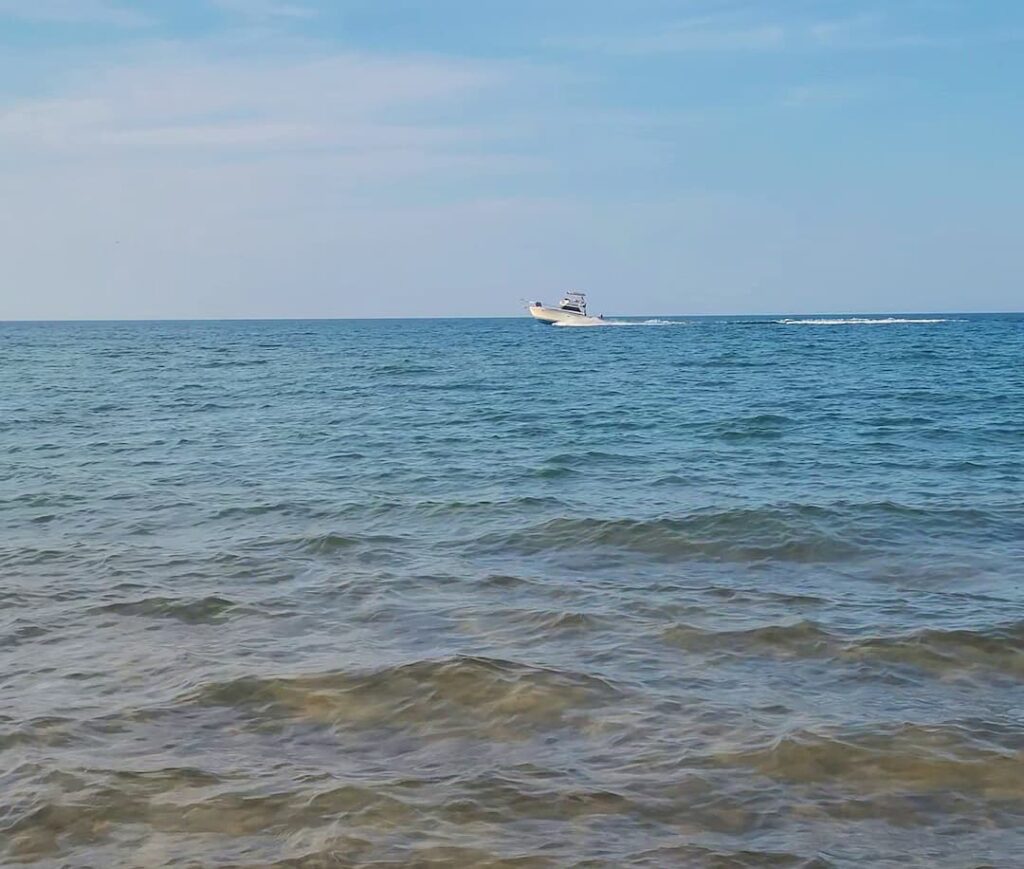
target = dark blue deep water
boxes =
[2,315,1023,867]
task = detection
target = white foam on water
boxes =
[776,317,948,326]
[553,318,687,327]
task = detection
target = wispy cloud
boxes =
[0,45,521,185]
[555,7,980,56]
[0,0,153,27]
[805,12,948,50]
[211,0,316,22]
[556,15,786,54]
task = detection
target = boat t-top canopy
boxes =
[558,291,587,314]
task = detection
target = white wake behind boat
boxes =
[528,292,605,326]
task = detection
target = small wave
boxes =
[210,501,331,521]
[776,317,948,325]
[534,464,576,478]
[479,573,541,589]
[714,412,792,442]
[846,620,1024,678]
[638,845,832,867]
[664,620,833,658]
[248,531,405,556]
[497,608,603,634]
[0,546,77,568]
[469,507,865,563]
[1,621,50,649]
[368,362,436,375]
[719,722,1024,797]
[661,618,1024,678]
[541,449,630,468]
[195,358,270,368]
[187,655,618,738]
[0,716,74,751]
[143,781,416,838]
[414,495,564,518]
[97,595,239,624]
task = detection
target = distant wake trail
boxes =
[553,318,686,327]
[776,317,949,325]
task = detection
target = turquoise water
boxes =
[2,315,1022,867]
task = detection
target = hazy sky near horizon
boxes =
[1,1,1022,319]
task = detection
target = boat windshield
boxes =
[559,292,587,314]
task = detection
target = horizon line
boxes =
[1,310,1022,324]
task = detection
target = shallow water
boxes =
[2,315,1022,867]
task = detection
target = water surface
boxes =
[2,315,1022,866]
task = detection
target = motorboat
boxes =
[528,292,605,326]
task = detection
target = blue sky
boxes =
[1,0,1022,318]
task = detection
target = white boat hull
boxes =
[529,305,604,326]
